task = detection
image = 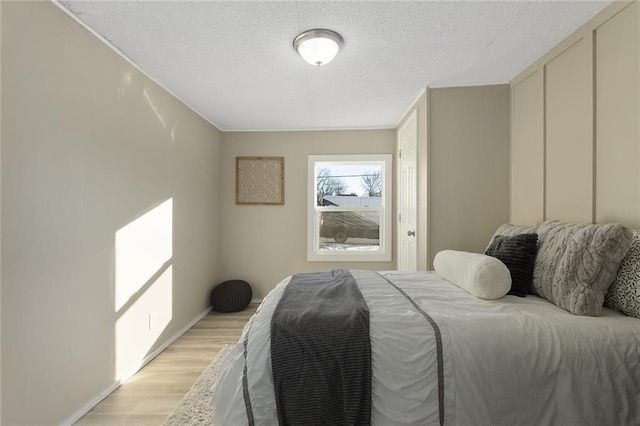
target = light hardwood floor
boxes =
[75,304,258,425]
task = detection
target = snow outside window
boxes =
[307,154,392,262]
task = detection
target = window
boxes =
[307,154,392,261]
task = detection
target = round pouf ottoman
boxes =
[210,280,252,312]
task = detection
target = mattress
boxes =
[211,270,640,425]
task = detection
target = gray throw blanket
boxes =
[270,269,371,426]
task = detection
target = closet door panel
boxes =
[511,70,544,226]
[595,3,640,228]
[545,39,593,223]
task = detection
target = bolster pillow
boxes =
[434,250,511,299]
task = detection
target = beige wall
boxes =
[0,0,2,423]
[545,38,594,223]
[220,130,396,298]
[395,86,511,269]
[0,1,3,421]
[510,70,545,225]
[428,85,511,266]
[511,70,544,225]
[595,2,640,227]
[511,1,639,228]
[1,2,223,425]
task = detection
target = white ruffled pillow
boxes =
[434,250,511,299]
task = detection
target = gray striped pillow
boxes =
[485,233,538,297]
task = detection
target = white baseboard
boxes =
[61,306,213,426]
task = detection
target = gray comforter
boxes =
[211,270,640,425]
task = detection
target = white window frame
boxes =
[307,154,392,262]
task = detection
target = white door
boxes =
[398,110,418,271]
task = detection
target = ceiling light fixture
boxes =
[293,29,344,67]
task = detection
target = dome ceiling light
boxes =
[293,29,344,67]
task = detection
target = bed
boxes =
[211,221,640,425]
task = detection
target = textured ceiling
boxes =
[56,1,612,131]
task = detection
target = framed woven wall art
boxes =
[236,157,285,205]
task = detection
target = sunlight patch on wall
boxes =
[115,198,173,380]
